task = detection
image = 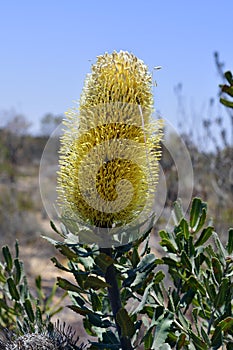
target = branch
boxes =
[100,248,133,350]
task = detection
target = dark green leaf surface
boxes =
[2,246,13,271]
[84,276,111,290]
[116,308,135,337]
[194,227,213,247]
[227,228,233,254]
[7,277,20,301]
[220,98,233,108]
[190,198,203,229]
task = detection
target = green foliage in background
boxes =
[0,241,66,333]
[45,198,233,349]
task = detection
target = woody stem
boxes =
[100,247,133,350]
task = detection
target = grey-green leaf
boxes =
[7,277,20,301]
[214,278,229,308]
[212,257,222,284]
[14,258,23,285]
[152,313,174,349]
[24,298,35,323]
[190,198,202,229]
[2,246,13,271]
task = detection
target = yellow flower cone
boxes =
[57,51,163,245]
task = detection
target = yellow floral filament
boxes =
[57,51,163,229]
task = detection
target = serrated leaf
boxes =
[51,257,71,272]
[57,245,77,260]
[159,344,172,350]
[183,275,206,296]
[176,333,186,349]
[214,277,229,308]
[220,97,233,108]
[179,218,189,240]
[159,230,170,240]
[14,258,23,285]
[143,327,153,349]
[194,227,213,247]
[138,253,157,272]
[50,220,62,235]
[194,251,205,273]
[84,276,111,290]
[167,291,176,313]
[190,331,208,350]
[132,282,153,315]
[195,208,207,232]
[213,232,226,264]
[35,305,42,325]
[201,327,211,346]
[172,200,184,225]
[154,270,165,284]
[72,294,86,307]
[212,257,222,284]
[24,298,35,323]
[42,235,62,246]
[57,277,82,293]
[90,291,102,311]
[131,247,140,267]
[0,269,6,283]
[177,310,191,329]
[131,270,151,289]
[190,198,202,229]
[7,277,20,301]
[211,325,223,349]
[68,305,91,316]
[151,313,174,349]
[180,288,196,307]
[218,317,233,332]
[0,299,8,310]
[94,253,115,273]
[221,84,233,97]
[227,228,233,254]
[2,246,13,271]
[162,257,179,267]
[224,71,233,84]
[116,308,135,337]
[160,239,177,253]
[35,275,45,300]
[89,312,112,328]
[204,277,216,302]
[181,251,192,271]
[15,240,19,258]
[102,330,119,345]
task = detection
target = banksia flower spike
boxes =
[57,51,163,246]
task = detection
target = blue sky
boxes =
[1,0,233,136]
